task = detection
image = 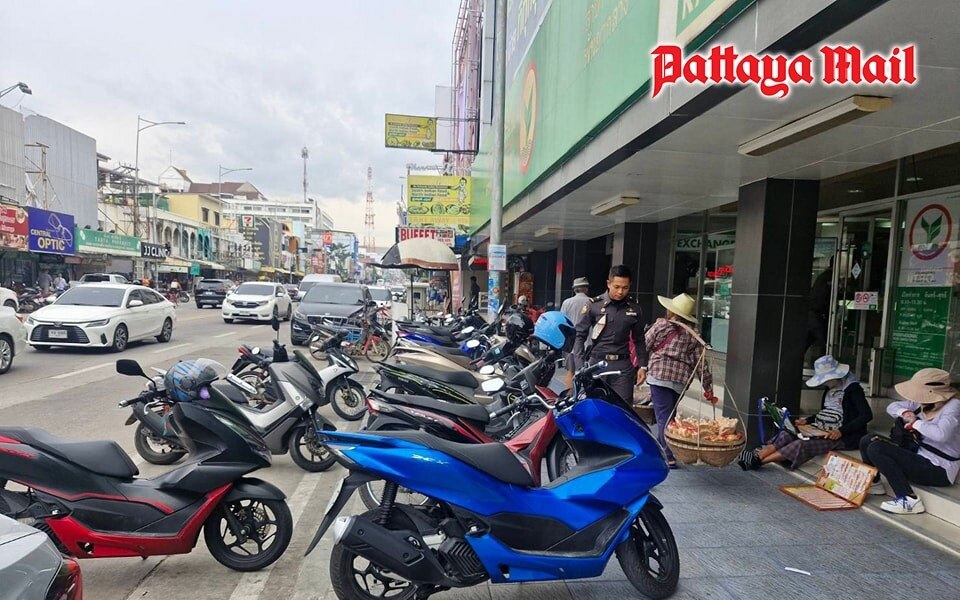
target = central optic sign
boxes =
[26,207,75,256]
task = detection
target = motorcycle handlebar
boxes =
[577,361,608,380]
[489,399,522,419]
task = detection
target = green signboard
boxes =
[75,227,141,256]
[190,262,201,276]
[890,286,951,378]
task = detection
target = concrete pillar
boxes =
[611,222,659,322]
[725,179,818,446]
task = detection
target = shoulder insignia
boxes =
[590,296,603,302]
[580,304,589,315]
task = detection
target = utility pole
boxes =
[301,147,309,205]
[488,0,506,317]
[364,166,376,250]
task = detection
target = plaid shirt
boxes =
[644,318,713,391]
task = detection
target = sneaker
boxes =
[867,481,886,496]
[736,449,755,471]
[880,495,925,515]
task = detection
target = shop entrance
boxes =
[828,207,894,394]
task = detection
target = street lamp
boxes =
[218,165,253,222]
[0,82,31,99]
[133,116,185,244]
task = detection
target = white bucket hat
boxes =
[806,355,850,387]
[657,293,697,322]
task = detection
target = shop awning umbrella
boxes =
[377,238,457,271]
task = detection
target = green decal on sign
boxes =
[75,227,141,256]
[190,262,201,276]
[890,286,951,378]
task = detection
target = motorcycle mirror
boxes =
[478,364,496,375]
[466,339,481,349]
[481,378,505,393]
[461,326,475,334]
[116,359,148,379]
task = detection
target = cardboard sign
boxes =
[781,452,878,510]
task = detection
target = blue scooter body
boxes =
[314,394,670,584]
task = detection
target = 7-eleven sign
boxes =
[240,214,255,231]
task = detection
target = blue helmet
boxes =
[533,310,575,351]
[163,359,225,402]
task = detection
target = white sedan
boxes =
[26,284,176,352]
[222,282,292,323]
[0,306,26,374]
[0,287,17,311]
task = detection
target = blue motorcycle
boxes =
[307,360,678,600]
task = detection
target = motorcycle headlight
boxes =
[86,318,111,327]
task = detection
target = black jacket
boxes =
[813,382,872,449]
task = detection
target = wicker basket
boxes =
[632,403,656,425]
[665,435,745,467]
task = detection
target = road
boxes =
[3,304,959,600]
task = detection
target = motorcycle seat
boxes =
[370,390,489,424]
[387,362,480,389]
[0,426,139,479]
[377,430,533,487]
[212,381,251,405]
[429,344,469,358]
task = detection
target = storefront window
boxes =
[899,142,960,195]
[819,160,897,212]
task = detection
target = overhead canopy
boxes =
[378,238,458,271]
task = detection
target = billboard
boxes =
[407,175,471,227]
[75,228,140,256]
[397,226,455,247]
[385,114,437,150]
[0,204,28,250]
[27,207,75,255]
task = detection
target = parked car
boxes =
[1,286,18,311]
[194,278,235,308]
[26,284,176,352]
[297,273,343,300]
[390,285,407,302]
[283,283,300,301]
[78,273,128,285]
[0,514,82,599]
[0,306,26,374]
[222,281,293,323]
[368,286,392,310]
[291,282,371,345]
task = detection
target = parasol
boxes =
[377,239,458,318]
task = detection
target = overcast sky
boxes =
[0,0,459,247]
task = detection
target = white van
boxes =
[298,273,343,299]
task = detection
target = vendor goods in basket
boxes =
[666,414,744,446]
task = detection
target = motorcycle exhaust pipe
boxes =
[334,514,451,586]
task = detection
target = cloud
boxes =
[0,0,456,245]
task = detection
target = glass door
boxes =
[830,208,894,391]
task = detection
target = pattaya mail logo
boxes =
[650,44,917,98]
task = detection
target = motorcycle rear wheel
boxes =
[133,423,186,465]
[363,338,391,363]
[330,511,423,600]
[204,497,292,572]
[615,503,680,599]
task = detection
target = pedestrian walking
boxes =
[739,355,871,472]
[644,293,716,468]
[573,265,648,405]
[560,277,591,387]
[860,368,959,515]
[37,269,51,292]
[469,276,480,311]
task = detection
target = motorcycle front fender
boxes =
[223,477,287,503]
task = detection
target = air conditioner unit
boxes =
[738,95,892,156]
[590,194,640,217]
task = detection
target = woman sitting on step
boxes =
[860,368,960,516]
[738,355,872,471]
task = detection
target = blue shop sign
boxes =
[27,207,75,255]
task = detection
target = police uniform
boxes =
[573,292,648,403]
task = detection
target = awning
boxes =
[260,266,276,274]
[157,257,192,274]
[197,260,228,271]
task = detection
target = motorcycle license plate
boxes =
[324,477,345,518]
[48,329,68,339]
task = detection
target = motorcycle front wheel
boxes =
[363,338,391,363]
[615,503,680,599]
[329,510,423,600]
[204,497,292,572]
[289,425,337,472]
[328,378,367,421]
[133,423,186,465]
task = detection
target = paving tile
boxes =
[852,571,960,599]
[567,579,737,600]
[435,584,493,600]
[717,573,860,600]
[874,536,960,569]
[931,569,960,591]
[671,520,790,548]
[769,543,914,574]
[488,581,572,600]
[680,546,782,578]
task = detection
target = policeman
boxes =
[573,264,648,403]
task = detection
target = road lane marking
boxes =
[249,325,264,331]
[227,474,321,600]
[215,332,237,338]
[52,362,113,380]
[177,314,219,322]
[151,342,192,354]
